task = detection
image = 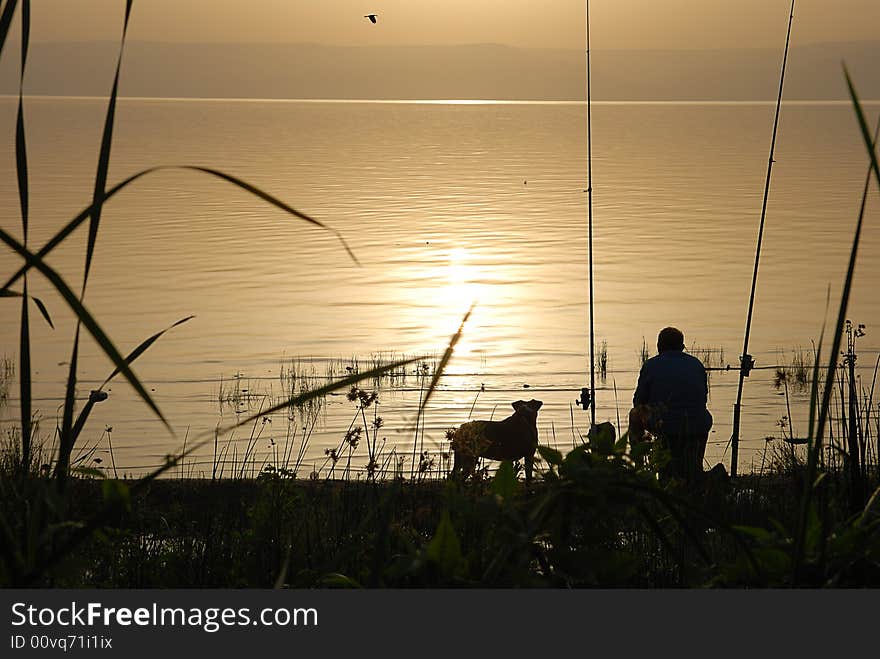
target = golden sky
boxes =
[28,1,880,50]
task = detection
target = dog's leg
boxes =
[451,452,475,481]
[463,455,477,480]
[451,452,465,480]
[525,454,533,485]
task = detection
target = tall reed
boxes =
[791,71,880,581]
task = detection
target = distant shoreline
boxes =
[2,95,879,105]
[2,40,877,103]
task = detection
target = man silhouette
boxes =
[629,327,712,482]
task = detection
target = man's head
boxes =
[657,327,685,353]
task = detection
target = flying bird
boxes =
[364,14,378,24]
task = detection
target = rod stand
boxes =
[731,402,741,478]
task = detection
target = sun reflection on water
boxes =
[393,243,536,380]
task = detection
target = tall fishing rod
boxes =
[577,0,597,429]
[730,0,795,477]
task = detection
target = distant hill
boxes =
[0,40,877,101]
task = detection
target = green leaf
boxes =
[491,461,518,499]
[537,445,563,466]
[805,502,822,555]
[319,573,363,589]
[858,483,880,526]
[630,438,653,463]
[733,525,775,544]
[560,445,590,473]
[101,480,130,510]
[425,511,466,578]
[589,422,616,456]
[753,548,791,578]
[769,518,791,539]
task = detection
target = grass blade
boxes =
[1,165,358,294]
[15,0,27,238]
[0,228,172,436]
[68,315,196,448]
[183,166,360,265]
[17,284,30,474]
[0,0,18,62]
[14,0,30,474]
[414,303,474,422]
[0,290,53,328]
[81,0,132,287]
[845,68,880,190]
[404,304,473,478]
[806,289,830,445]
[101,315,194,388]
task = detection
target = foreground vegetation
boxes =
[2,434,879,587]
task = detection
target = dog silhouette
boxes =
[449,399,543,483]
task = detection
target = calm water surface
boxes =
[1,97,879,475]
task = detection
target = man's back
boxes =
[633,351,710,436]
[634,351,707,408]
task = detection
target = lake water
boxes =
[1,97,879,477]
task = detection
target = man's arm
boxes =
[633,363,651,406]
[700,361,709,405]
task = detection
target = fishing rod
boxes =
[577,0,597,429]
[730,0,795,477]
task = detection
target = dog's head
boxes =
[511,399,543,423]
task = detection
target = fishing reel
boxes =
[739,354,756,377]
[576,387,592,411]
